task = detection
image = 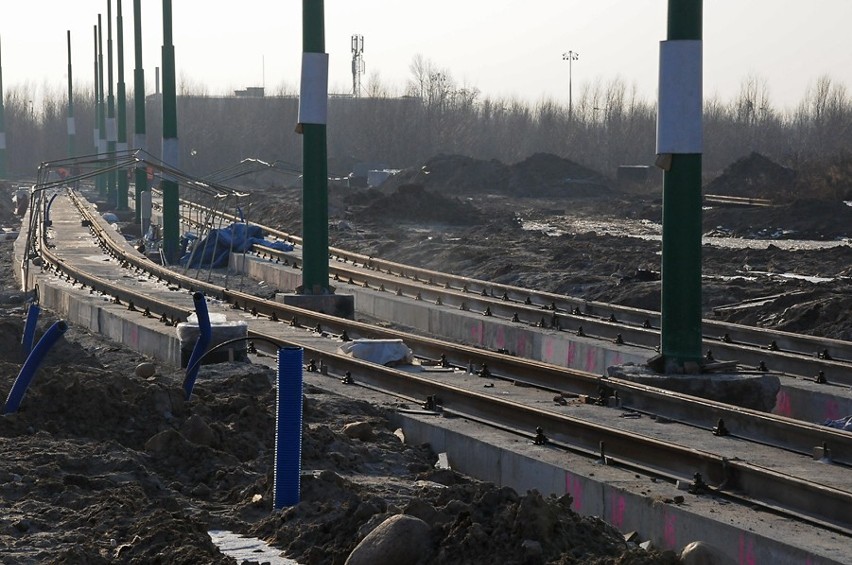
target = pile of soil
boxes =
[353,185,486,225]
[0,308,681,564]
[703,152,797,200]
[0,222,679,563]
[506,153,610,197]
[383,153,611,198]
[703,199,852,240]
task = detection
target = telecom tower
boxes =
[351,34,364,97]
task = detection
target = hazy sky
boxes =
[2,1,851,111]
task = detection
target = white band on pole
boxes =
[0,132,6,149]
[162,137,179,181]
[298,52,329,125]
[656,40,703,155]
[94,128,100,147]
[140,190,152,220]
[67,117,76,136]
[106,118,118,142]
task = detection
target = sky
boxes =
[2,1,852,112]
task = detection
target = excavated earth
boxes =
[1,150,851,564]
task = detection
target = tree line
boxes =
[3,59,852,186]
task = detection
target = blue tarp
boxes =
[181,223,293,268]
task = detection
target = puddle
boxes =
[208,530,298,564]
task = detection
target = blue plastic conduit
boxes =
[274,346,304,509]
[21,302,41,359]
[182,292,212,400]
[45,192,59,227]
[3,320,69,414]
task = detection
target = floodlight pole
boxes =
[658,0,703,371]
[116,0,129,210]
[299,1,330,294]
[161,0,179,263]
[562,50,579,120]
[133,0,147,224]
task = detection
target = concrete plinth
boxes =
[608,363,781,412]
[277,292,354,319]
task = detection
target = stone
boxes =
[342,421,374,441]
[680,540,734,565]
[181,414,215,446]
[134,362,156,378]
[344,514,432,565]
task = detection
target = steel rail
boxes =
[175,196,852,372]
[246,329,852,534]
[60,189,852,469]
[49,190,852,532]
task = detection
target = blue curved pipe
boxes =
[182,292,212,400]
[4,320,69,414]
[44,192,59,227]
[21,302,41,359]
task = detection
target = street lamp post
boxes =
[562,50,579,120]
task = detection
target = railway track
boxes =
[26,188,852,538]
[169,195,852,387]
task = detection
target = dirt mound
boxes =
[354,184,485,225]
[381,153,610,198]
[507,152,610,197]
[704,152,797,200]
[382,154,508,194]
[704,199,852,240]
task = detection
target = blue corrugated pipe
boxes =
[3,320,69,414]
[274,346,304,509]
[45,192,59,227]
[21,302,41,359]
[182,292,212,400]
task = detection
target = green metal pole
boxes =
[659,0,703,370]
[116,0,129,210]
[0,36,7,179]
[161,0,179,263]
[97,16,107,198]
[93,25,99,185]
[66,31,75,163]
[300,0,330,294]
[133,0,147,224]
[106,0,117,207]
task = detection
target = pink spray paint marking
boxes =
[515,333,528,356]
[544,340,554,363]
[585,348,597,372]
[609,492,626,529]
[564,472,583,512]
[824,399,840,421]
[738,533,756,565]
[775,389,793,417]
[663,512,677,549]
[469,322,484,345]
[495,326,506,350]
[566,342,576,367]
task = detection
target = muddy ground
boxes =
[0,179,685,562]
[0,150,850,564]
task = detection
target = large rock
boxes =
[680,540,734,565]
[344,514,432,565]
[181,414,216,446]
